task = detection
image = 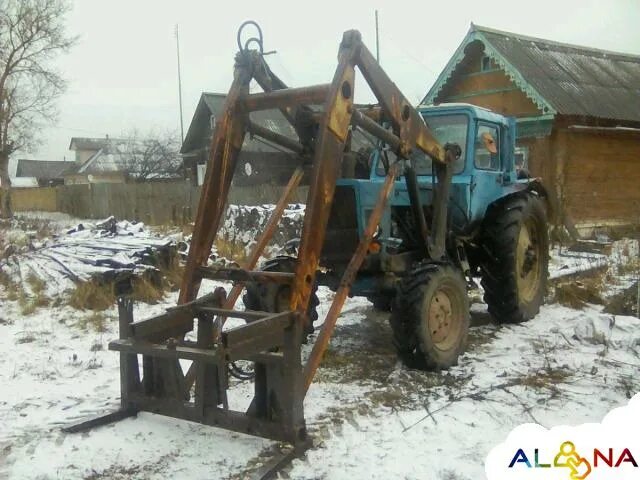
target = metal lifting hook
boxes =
[236,20,276,55]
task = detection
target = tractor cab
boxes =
[322,103,523,270]
[321,103,536,295]
[370,103,522,233]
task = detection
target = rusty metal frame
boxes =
[66,28,456,469]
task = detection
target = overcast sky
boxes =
[18,0,640,168]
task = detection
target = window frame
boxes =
[473,122,501,172]
[514,146,529,171]
[373,113,470,177]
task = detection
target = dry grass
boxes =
[18,294,37,315]
[159,253,184,292]
[553,268,605,309]
[76,311,108,332]
[0,271,21,302]
[26,274,45,295]
[214,237,247,264]
[67,280,116,311]
[67,269,171,310]
[0,269,12,289]
[554,281,604,309]
[604,281,639,316]
[513,368,572,390]
[6,287,19,301]
[132,275,164,304]
[10,274,51,315]
[553,247,639,314]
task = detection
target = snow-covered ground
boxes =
[1,212,639,479]
[1,216,172,297]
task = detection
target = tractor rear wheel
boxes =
[390,264,469,370]
[480,193,549,324]
[243,256,319,337]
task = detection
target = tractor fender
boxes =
[493,178,554,223]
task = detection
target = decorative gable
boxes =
[423,28,555,116]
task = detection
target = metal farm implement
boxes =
[64,20,549,477]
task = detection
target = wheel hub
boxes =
[428,290,453,344]
[516,221,541,303]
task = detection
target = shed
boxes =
[15,159,71,187]
[423,24,640,233]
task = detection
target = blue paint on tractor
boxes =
[329,103,538,297]
[337,103,530,240]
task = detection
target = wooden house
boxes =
[423,24,640,234]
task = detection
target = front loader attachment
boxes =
[64,22,459,474]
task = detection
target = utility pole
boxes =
[175,24,185,144]
[375,10,380,63]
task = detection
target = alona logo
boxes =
[486,393,640,480]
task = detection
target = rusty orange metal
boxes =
[179,66,251,305]
[302,163,399,392]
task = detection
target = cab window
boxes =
[475,124,500,171]
[376,114,468,175]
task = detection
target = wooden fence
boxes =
[3,181,309,225]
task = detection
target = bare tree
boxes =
[0,0,76,218]
[117,130,182,181]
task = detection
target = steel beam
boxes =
[197,267,295,284]
[62,408,138,434]
[351,109,401,152]
[355,38,445,162]
[179,53,252,304]
[290,30,358,319]
[243,84,331,112]
[248,121,305,154]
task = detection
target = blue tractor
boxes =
[246,102,549,370]
[327,102,549,368]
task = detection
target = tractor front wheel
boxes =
[390,264,469,370]
[480,193,549,324]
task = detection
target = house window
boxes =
[515,146,529,171]
[515,146,529,178]
[481,55,492,72]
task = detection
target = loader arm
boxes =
[181,29,455,310]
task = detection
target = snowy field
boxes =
[1,212,639,479]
